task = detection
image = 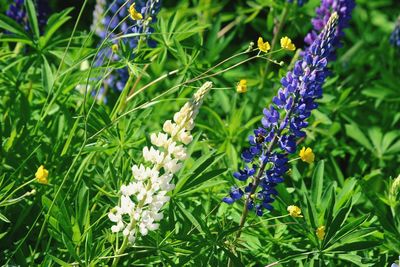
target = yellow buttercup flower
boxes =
[35,165,48,184]
[129,3,143,20]
[299,147,315,164]
[287,205,303,218]
[257,37,271,52]
[280,36,296,51]
[316,226,326,240]
[236,79,247,93]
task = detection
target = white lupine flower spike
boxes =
[109,81,212,244]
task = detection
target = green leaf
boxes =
[0,14,30,39]
[328,240,379,252]
[335,178,357,211]
[324,186,336,227]
[345,123,373,151]
[323,199,353,248]
[175,202,205,235]
[42,56,54,92]
[41,8,73,47]
[311,160,324,207]
[304,194,318,229]
[0,212,10,223]
[367,127,382,157]
[174,151,222,194]
[26,0,40,38]
[47,255,71,267]
[329,214,370,246]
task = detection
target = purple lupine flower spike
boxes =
[304,0,355,59]
[390,17,400,48]
[222,13,340,216]
[5,0,49,33]
[91,0,161,96]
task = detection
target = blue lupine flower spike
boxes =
[6,0,49,33]
[91,0,161,97]
[390,16,400,48]
[223,13,340,217]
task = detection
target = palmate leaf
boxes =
[174,151,225,194]
[323,198,353,248]
[345,123,373,151]
[325,214,370,247]
[175,202,207,235]
[325,228,379,252]
[40,8,73,47]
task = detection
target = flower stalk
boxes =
[109,81,212,264]
[224,13,341,242]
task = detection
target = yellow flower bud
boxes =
[280,36,296,51]
[112,44,118,53]
[129,3,143,20]
[236,79,247,93]
[316,225,326,240]
[257,37,271,52]
[287,205,303,218]
[299,147,315,164]
[35,165,48,184]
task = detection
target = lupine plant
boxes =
[223,13,339,220]
[0,0,399,266]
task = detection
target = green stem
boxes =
[263,3,290,79]
[232,95,297,242]
[1,178,36,204]
[111,235,129,267]
[110,75,134,120]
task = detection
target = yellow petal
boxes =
[236,79,247,93]
[36,165,49,184]
[280,36,296,51]
[299,147,315,164]
[257,37,271,52]
[129,3,143,20]
[287,205,303,218]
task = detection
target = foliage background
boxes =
[0,0,399,266]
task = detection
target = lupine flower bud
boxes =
[109,82,212,243]
[304,0,355,59]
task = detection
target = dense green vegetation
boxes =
[0,0,399,265]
